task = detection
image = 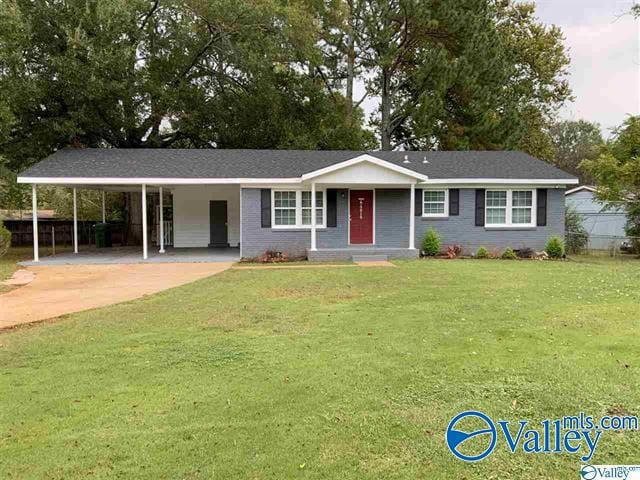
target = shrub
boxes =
[501,247,517,260]
[446,245,462,259]
[515,247,535,259]
[0,221,10,258]
[545,236,565,258]
[475,246,489,259]
[421,228,441,256]
[565,207,588,254]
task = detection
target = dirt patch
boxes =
[0,262,231,329]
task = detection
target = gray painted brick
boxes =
[414,188,565,254]
[241,187,566,259]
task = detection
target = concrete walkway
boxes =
[19,246,240,266]
[0,262,232,329]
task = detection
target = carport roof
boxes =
[18,148,578,183]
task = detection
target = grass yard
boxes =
[0,258,639,479]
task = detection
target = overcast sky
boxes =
[359,0,640,139]
[534,0,639,137]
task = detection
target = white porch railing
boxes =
[157,220,173,246]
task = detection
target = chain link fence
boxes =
[566,230,638,257]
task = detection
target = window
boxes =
[273,190,325,228]
[301,191,324,226]
[274,191,297,226]
[511,190,533,224]
[422,189,448,217]
[485,190,536,227]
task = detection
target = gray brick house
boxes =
[19,149,577,262]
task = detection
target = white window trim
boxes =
[271,189,326,229]
[485,189,537,228]
[422,189,449,218]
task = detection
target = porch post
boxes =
[310,182,317,251]
[142,184,148,260]
[32,184,39,262]
[73,187,78,254]
[159,186,165,253]
[101,190,106,223]
[409,183,415,250]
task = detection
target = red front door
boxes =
[349,190,374,244]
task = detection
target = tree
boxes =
[324,0,571,151]
[0,0,373,236]
[548,120,604,182]
[582,116,640,253]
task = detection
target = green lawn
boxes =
[0,258,639,479]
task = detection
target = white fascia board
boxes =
[17,176,302,185]
[419,178,579,186]
[300,154,429,182]
[565,185,596,195]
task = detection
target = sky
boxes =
[533,0,639,137]
[358,0,640,139]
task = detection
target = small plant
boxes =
[421,228,441,256]
[515,247,535,259]
[565,206,589,254]
[475,246,489,259]
[0,221,10,258]
[501,247,517,260]
[258,250,288,263]
[545,236,565,258]
[446,245,462,259]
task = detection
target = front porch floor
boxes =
[19,246,240,266]
[307,247,418,261]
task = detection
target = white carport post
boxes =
[158,186,165,253]
[101,190,106,223]
[142,184,148,260]
[73,187,78,254]
[310,182,317,251]
[31,184,39,262]
[409,182,415,250]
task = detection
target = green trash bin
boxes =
[95,223,112,248]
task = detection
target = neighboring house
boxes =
[18,149,578,261]
[565,185,628,250]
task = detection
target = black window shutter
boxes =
[260,189,271,228]
[475,189,485,226]
[537,189,547,226]
[414,188,422,216]
[326,189,337,227]
[449,189,460,216]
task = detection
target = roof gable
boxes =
[301,154,428,182]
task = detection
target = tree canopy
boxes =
[548,120,603,183]
[0,0,572,178]
[582,116,640,252]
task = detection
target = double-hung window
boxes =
[422,189,448,217]
[273,190,325,228]
[485,189,535,227]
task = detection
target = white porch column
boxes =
[32,184,39,262]
[310,182,317,251]
[158,186,165,253]
[142,184,148,260]
[73,187,78,254]
[101,190,106,223]
[409,183,415,250]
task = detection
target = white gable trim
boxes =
[17,176,302,185]
[300,154,429,182]
[565,185,596,195]
[420,178,579,186]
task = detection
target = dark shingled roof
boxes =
[19,148,576,181]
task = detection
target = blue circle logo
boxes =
[580,465,597,480]
[446,410,497,462]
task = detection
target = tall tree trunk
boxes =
[124,192,142,245]
[345,35,355,122]
[380,68,392,150]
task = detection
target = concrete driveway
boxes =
[0,262,232,329]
